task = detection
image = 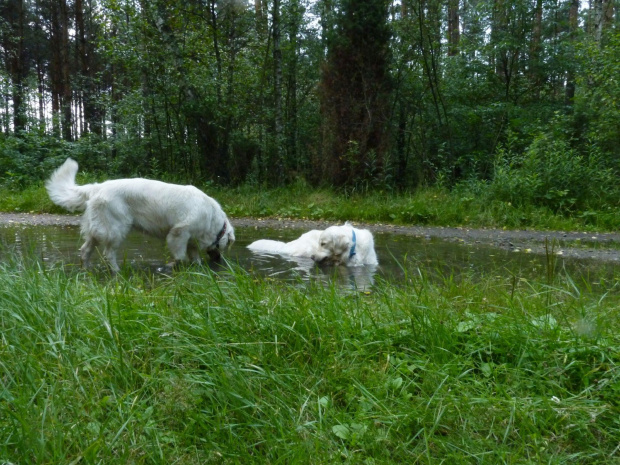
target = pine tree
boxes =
[319,0,392,187]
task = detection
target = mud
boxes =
[2,212,620,262]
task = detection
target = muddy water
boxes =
[0,224,618,289]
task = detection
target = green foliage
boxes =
[489,128,619,212]
[1,251,619,463]
[2,0,619,193]
[0,132,68,188]
[5,177,620,232]
[0,184,52,213]
[575,30,620,155]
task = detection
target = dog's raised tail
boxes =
[45,158,90,212]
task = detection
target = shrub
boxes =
[0,132,68,188]
[489,132,618,212]
[0,132,118,189]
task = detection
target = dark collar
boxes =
[349,229,357,259]
[212,221,227,248]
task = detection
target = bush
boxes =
[0,132,69,188]
[489,132,618,212]
[576,31,620,156]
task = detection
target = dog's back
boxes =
[247,239,288,254]
[352,228,378,265]
[248,230,322,257]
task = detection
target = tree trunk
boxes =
[60,0,72,140]
[565,0,579,104]
[320,0,334,53]
[530,0,543,98]
[255,0,267,34]
[44,0,73,138]
[491,0,507,77]
[447,0,460,56]
[592,0,615,42]
[209,0,223,106]
[287,0,301,172]
[5,0,27,132]
[273,0,284,180]
[319,0,392,186]
[76,0,101,136]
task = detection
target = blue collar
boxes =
[349,229,357,259]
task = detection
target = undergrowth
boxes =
[3,181,620,232]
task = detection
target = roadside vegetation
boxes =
[2,122,620,233]
[1,251,619,464]
[2,178,620,234]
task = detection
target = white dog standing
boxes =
[248,223,377,267]
[46,158,235,271]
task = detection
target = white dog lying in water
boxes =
[46,158,235,271]
[248,223,378,266]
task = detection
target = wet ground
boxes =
[2,212,620,263]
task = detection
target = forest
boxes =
[1,0,619,210]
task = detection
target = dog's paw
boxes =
[163,260,178,272]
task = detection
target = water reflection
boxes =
[0,223,618,291]
[246,247,377,289]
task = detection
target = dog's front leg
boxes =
[187,241,202,265]
[166,226,190,263]
[103,246,121,273]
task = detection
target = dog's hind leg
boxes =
[82,197,130,272]
[80,237,97,268]
[80,236,121,272]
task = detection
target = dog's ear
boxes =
[336,231,351,252]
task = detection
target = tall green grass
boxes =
[1,252,619,463]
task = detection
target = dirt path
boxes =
[2,212,620,262]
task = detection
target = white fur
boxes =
[247,230,322,258]
[46,158,235,271]
[248,224,377,267]
[312,223,378,266]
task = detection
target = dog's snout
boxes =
[313,254,330,264]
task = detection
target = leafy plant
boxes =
[489,128,618,213]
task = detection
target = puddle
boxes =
[1,224,619,290]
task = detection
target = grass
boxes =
[0,183,54,214]
[206,183,620,232]
[1,251,619,464]
[3,181,620,232]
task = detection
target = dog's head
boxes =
[205,218,235,262]
[208,218,235,250]
[312,225,354,266]
[225,219,236,248]
[219,218,235,250]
